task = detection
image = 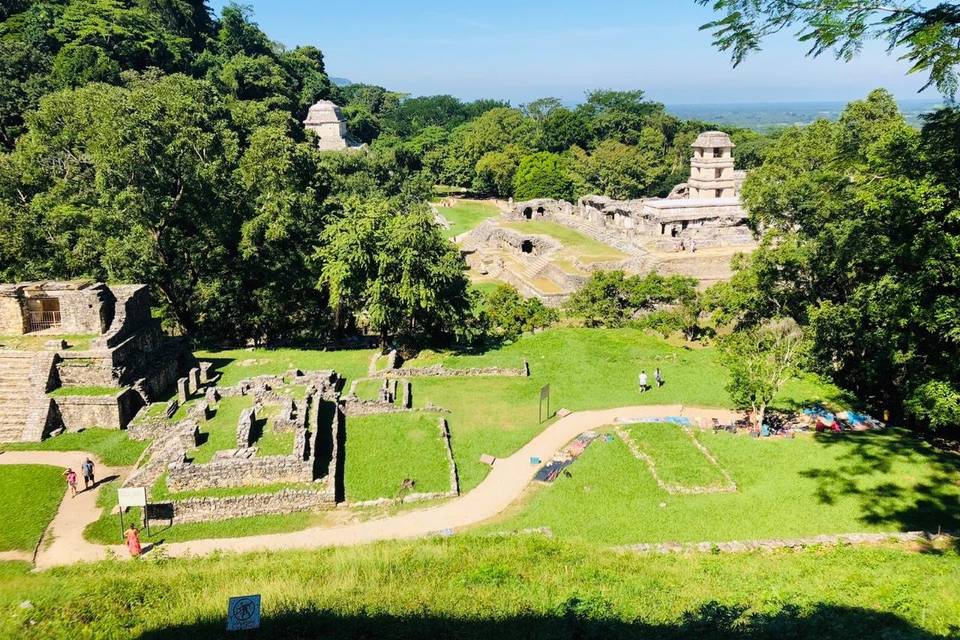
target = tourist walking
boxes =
[655,368,663,388]
[63,468,78,498]
[638,370,648,393]
[125,525,142,558]
[81,458,95,490]
[691,239,697,253]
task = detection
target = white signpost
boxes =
[118,487,147,508]
[227,595,261,631]
[117,487,149,538]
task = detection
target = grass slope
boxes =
[195,347,374,387]
[504,220,628,262]
[441,200,501,238]
[0,465,64,551]
[0,538,957,638]
[484,428,960,545]
[345,413,451,501]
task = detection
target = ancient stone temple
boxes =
[687,131,738,199]
[507,130,752,250]
[0,281,193,442]
[302,100,363,151]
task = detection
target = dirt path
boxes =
[1,406,737,567]
[0,451,126,568]
[158,405,736,560]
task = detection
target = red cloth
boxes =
[125,529,142,557]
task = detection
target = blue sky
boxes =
[209,0,935,105]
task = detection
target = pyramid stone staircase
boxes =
[0,351,57,442]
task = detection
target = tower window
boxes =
[713,147,723,158]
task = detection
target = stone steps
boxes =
[522,255,551,279]
[0,350,54,442]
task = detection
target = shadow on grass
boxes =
[136,601,953,640]
[801,429,960,550]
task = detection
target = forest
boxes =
[0,0,958,433]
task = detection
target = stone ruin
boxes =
[0,281,193,442]
[127,369,343,524]
[506,132,753,252]
[457,132,758,302]
[303,100,364,152]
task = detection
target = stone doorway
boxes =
[27,297,61,332]
[523,207,533,219]
[521,240,534,254]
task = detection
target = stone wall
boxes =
[381,361,529,378]
[0,292,25,334]
[53,388,143,431]
[55,354,116,386]
[91,284,152,349]
[166,455,314,492]
[160,488,334,525]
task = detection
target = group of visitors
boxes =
[61,457,144,557]
[62,458,96,498]
[638,368,664,393]
[675,239,697,253]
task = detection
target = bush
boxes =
[483,284,558,342]
[566,271,699,329]
[513,152,573,201]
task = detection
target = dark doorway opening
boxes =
[523,207,533,219]
[536,206,545,215]
[521,240,534,254]
[27,297,62,333]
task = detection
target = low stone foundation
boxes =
[156,487,334,525]
[167,455,313,491]
[53,388,143,431]
[378,361,529,378]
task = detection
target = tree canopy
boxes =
[698,0,960,97]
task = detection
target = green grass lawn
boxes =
[440,200,501,238]
[352,378,385,401]
[404,328,848,492]
[483,427,960,545]
[194,347,375,387]
[48,385,119,397]
[0,537,957,639]
[0,465,64,552]
[622,423,730,489]
[0,334,96,351]
[1,428,148,466]
[345,413,452,501]
[504,220,628,262]
[187,396,248,463]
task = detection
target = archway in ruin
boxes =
[521,240,534,254]
[523,207,533,219]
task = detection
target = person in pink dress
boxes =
[125,525,142,558]
[63,468,78,498]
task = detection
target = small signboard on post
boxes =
[117,487,149,538]
[539,384,551,423]
[227,594,261,631]
[118,487,147,508]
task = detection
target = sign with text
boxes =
[539,384,551,423]
[117,487,147,508]
[227,594,261,631]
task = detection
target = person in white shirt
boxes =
[639,370,648,393]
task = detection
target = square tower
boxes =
[688,131,736,199]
